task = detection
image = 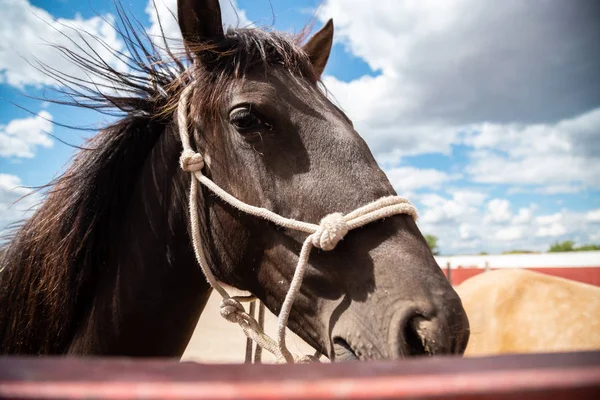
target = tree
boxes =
[548,241,600,252]
[424,234,440,255]
[502,250,537,254]
[577,244,600,251]
[548,240,575,252]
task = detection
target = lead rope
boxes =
[177,84,418,363]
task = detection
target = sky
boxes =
[0,0,599,255]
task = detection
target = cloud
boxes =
[587,209,600,223]
[145,0,250,52]
[416,195,597,254]
[322,75,461,161]
[0,0,251,93]
[536,213,562,226]
[319,0,599,123]
[386,167,459,195]
[535,185,584,195]
[533,212,568,238]
[495,226,523,241]
[0,0,128,90]
[458,224,473,240]
[419,192,483,226]
[483,199,512,224]
[0,174,42,234]
[448,189,488,207]
[463,108,600,191]
[0,111,54,158]
[316,0,600,174]
[535,223,567,238]
[511,207,534,225]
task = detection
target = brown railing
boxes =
[1,351,599,399]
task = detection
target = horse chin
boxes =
[332,337,360,362]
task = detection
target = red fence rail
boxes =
[1,351,599,399]
[443,266,600,287]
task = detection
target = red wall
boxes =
[443,267,600,287]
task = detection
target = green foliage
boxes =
[548,241,600,252]
[548,240,575,252]
[577,244,600,251]
[502,250,538,254]
[424,234,440,255]
[420,238,599,257]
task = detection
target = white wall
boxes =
[435,251,600,269]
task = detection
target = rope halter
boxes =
[312,213,348,251]
[176,83,418,363]
[180,149,204,172]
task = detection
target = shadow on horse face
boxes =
[180,0,470,361]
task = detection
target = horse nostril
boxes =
[402,311,470,357]
[391,300,470,359]
[402,315,430,356]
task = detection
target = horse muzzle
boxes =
[329,293,470,361]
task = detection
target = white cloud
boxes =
[463,108,600,191]
[532,212,567,237]
[316,0,599,188]
[587,209,600,223]
[419,192,480,226]
[416,194,597,254]
[323,75,460,162]
[459,223,476,240]
[0,0,250,91]
[0,111,53,158]
[536,223,567,238]
[483,199,512,224]
[536,213,563,226]
[535,185,584,195]
[0,174,42,234]
[495,226,523,241]
[386,166,458,195]
[449,190,488,207]
[145,0,250,52]
[511,207,534,225]
[0,0,127,90]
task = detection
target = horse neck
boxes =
[75,123,215,356]
[0,118,212,357]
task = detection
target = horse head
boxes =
[176,0,470,361]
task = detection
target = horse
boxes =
[0,0,469,361]
[456,269,600,356]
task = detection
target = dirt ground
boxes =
[181,290,323,364]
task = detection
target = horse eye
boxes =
[230,108,263,132]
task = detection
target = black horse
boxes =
[0,0,469,361]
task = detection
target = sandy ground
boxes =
[181,290,324,364]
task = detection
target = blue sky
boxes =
[1,0,599,254]
[0,0,373,183]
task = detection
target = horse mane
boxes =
[0,2,316,354]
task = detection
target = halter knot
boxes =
[180,149,204,172]
[220,298,245,323]
[311,212,349,251]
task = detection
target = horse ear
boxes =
[302,19,334,77]
[177,0,224,49]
